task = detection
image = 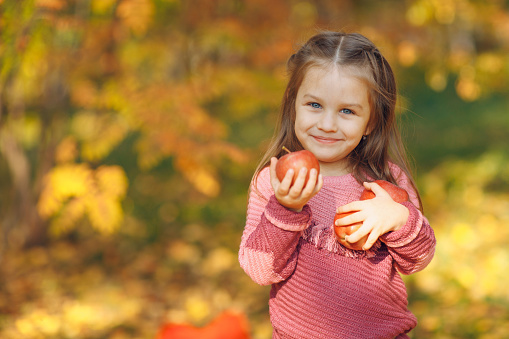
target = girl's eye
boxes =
[340,108,354,115]
[308,102,322,109]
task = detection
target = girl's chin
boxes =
[310,151,345,162]
[315,156,348,166]
[316,161,350,176]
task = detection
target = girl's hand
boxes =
[335,181,410,250]
[269,157,323,212]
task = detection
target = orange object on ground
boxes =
[156,311,251,339]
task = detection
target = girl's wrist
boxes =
[278,200,304,213]
[392,204,410,232]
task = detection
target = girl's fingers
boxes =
[277,169,295,194]
[272,164,322,211]
[345,222,372,243]
[269,158,280,186]
[363,181,391,199]
[361,229,382,250]
[288,167,308,198]
[313,174,324,195]
[302,168,318,196]
[334,211,363,226]
[336,200,365,214]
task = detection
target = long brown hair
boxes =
[254,31,422,208]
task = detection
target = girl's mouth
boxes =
[312,136,340,144]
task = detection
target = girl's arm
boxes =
[367,168,435,275]
[379,199,435,275]
[238,167,313,285]
[381,166,435,274]
[336,165,435,274]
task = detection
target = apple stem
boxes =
[282,146,291,154]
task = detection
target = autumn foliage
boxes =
[1,0,509,338]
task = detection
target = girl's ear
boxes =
[364,124,373,137]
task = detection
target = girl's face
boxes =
[294,65,372,176]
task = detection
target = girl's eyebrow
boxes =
[303,93,364,109]
[303,94,322,101]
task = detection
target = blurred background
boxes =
[1,0,509,338]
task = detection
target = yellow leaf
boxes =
[51,164,92,198]
[95,165,128,198]
[91,0,116,14]
[397,41,418,67]
[186,168,220,197]
[176,156,220,197]
[71,111,99,141]
[71,111,129,161]
[38,164,92,217]
[49,197,86,236]
[85,193,123,234]
[168,240,201,265]
[477,53,504,73]
[116,0,154,35]
[185,294,210,322]
[81,120,128,161]
[10,115,41,149]
[406,0,433,26]
[457,266,476,290]
[433,0,456,24]
[451,222,477,248]
[201,247,235,276]
[55,136,78,164]
[38,164,128,235]
[456,67,481,101]
[426,69,448,92]
[70,80,97,108]
[209,142,249,164]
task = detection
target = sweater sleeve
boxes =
[238,167,312,285]
[380,165,436,275]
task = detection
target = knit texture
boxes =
[239,166,436,339]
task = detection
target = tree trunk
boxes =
[0,131,47,249]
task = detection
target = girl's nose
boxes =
[317,110,338,132]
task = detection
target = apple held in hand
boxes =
[276,146,320,186]
[359,180,409,203]
[334,180,409,250]
[333,211,365,251]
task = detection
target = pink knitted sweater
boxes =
[239,165,436,339]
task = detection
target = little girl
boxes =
[239,31,436,338]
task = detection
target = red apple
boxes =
[276,147,320,186]
[334,180,409,250]
[359,180,409,203]
[333,211,365,251]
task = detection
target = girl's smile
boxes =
[312,135,341,144]
[294,65,372,176]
